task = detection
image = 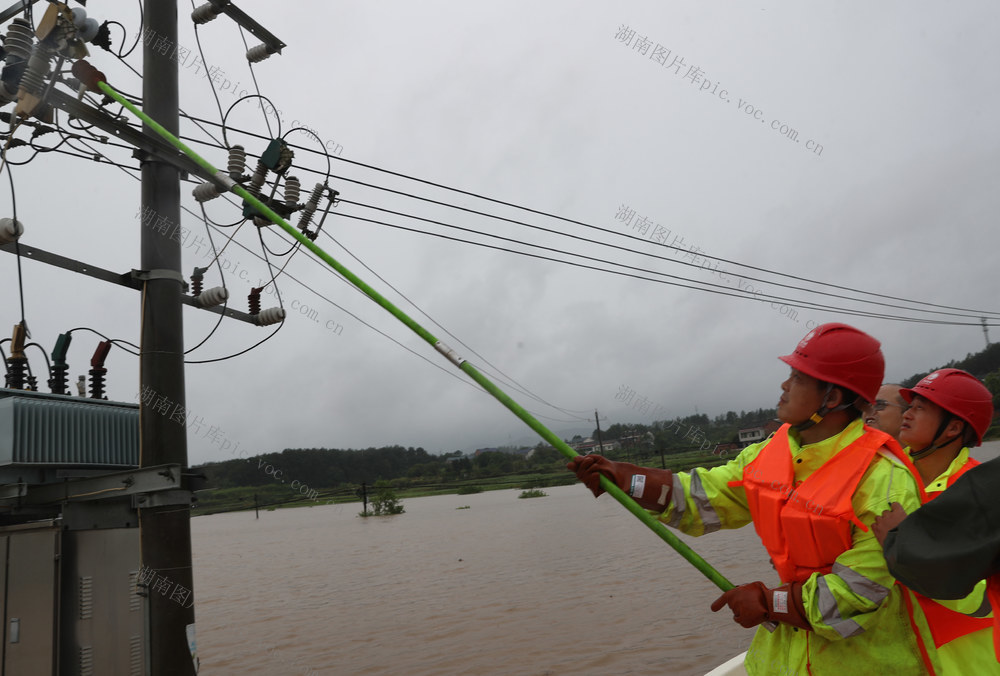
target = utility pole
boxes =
[139,2,196,674]
[983,317,991,349]
[594,409,607,456]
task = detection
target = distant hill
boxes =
[900,342,1000,387]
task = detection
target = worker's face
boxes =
[899,395,946,449]
[778,369,827,425]
[864,384,907,441]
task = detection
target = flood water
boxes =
[191,441,1000,675]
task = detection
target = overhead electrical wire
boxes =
[172,112,1000,323]
[146,115,996,417]
[331,208,991,327]
[329,177,998,323]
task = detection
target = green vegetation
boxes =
[360,481,405,516]
[519,489,547,499]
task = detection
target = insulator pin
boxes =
[255,307,285,326]
[0,217,24,244]
[246,44,276,63]
[193,182,221,202]
[227,144,246,179]
[191,2,222,24]
[248,287,262,315]
[4,18,34,60]
[284,176,300,208]
[197,286,228,308]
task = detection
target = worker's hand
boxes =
[711,582,770,628]
[711,581,810,630]
[567,454,625,498]
[872,502,908,547]
[566,455,673,510]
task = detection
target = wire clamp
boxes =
[209,170,236,194]
[434,341,465,367]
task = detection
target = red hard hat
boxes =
[900,368,994,446]
[778,323,884,403]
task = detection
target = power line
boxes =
[332,209,995,327]
[172,113,1000,320]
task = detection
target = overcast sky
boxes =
[2,1,999,465]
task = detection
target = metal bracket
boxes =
[0,242,263,325]
[132,268,187,286]
[133,489,194,509]
[10,463,184,506]
[0,483,27,501]
[206,0,286,54]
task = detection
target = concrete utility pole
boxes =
[983,317,991,349]
[594,410,605,455]
[139,2,197,674]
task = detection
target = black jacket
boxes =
[883,455,1000,599]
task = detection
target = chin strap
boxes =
[792,384,857,432]
[909,414,962,461]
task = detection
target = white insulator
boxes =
[71,7,87,27]
[4,18,34,61]
[0,217,24,245]
[191,2,222,25]
[284,176,300,208]
[297,202,317,229]
[255,307,285,326]
[192,182,221,202]
[227,144,246,179]
[20,43,52,94]
[78,18,99,43]
[248,160,268,193]
[197,286,228,308]
[297,183,323,229]
[246,44,274,64]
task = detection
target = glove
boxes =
[710,581,811,631]
[566,455,673,511]
[872,502,908,547]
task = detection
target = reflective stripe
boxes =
[666,474,687,528]
[690,469,722,534]
[817,576,865,638]
[832,562,890,605]
[970,592,992,618]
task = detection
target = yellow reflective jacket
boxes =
[659,418,938,675]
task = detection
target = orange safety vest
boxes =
[728,423,913,584]
[914,458,994,649]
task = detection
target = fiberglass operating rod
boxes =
[87,67,734,593]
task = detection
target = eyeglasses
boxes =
[870,399,907,413]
